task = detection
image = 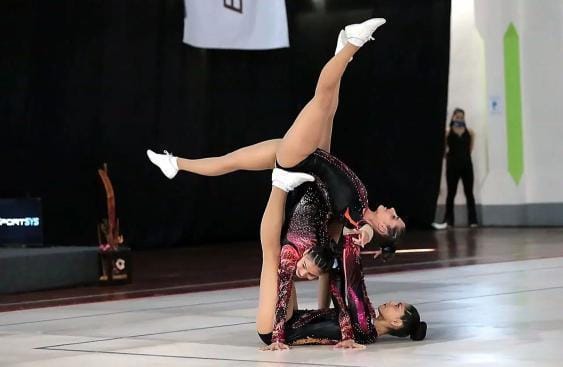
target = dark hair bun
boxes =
[410,321,427,341]
[309,245,334,272]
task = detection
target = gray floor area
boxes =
[2,257,563,366]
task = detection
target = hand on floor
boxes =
[334,339,366,350]
[260,342,290,351]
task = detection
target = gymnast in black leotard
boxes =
[257,170,429,349]
[276,146,404,262]
[147,17,404,276]
[277,148,368,229]
[264,149,395,347]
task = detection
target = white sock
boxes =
[272,180,289,192]
[171,156,179,171]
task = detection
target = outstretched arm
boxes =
[329,234,377,348]
[342,234,377,337]
[256,187,288,347]
[329,266,354,342]
[270,246,299,346]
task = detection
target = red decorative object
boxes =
[97,163,130,283]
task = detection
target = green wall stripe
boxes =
[503,23,524,184]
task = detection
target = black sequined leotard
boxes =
[278,149,369,229]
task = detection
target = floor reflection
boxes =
[2,228,563,311]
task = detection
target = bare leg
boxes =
[291,285,298,314]
[174,43,351,175]
[317,273,331,309]
[257,45,358,326]
[276,44,360,167]
[256,187,290,334]
[176,139,281,176]
[317,79,341,153]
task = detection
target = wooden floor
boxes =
[1,227,563,312]
[3,254,563,366]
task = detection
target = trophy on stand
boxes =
[97,163,131,284]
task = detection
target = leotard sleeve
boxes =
[271,244,299,344]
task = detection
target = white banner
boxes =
[183,0,289,50]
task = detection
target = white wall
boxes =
[439,0,563,224]
[437,0,487,207]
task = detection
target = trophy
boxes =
[97,163,130,283]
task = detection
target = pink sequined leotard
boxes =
[267,234,378,345]
[271,180,333,344]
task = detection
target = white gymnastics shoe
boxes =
[344,18,386,47]
[272,168,314,192]
[146,149,179,179]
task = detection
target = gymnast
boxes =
[147,18,420,350]
[254,229,427,349]
[148,17,404,264]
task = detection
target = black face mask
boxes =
[451,120,466,129]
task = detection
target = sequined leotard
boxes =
[328,234,378,344]
[278,149,369,229]
[270,180,333,344]
[270,150,375,345]
[267,234,378,345]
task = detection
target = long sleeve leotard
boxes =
[273,234,378,346]
[278,149,369,229]
[271,180,332,344]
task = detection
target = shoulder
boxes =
[281,244,300,260]
[280,245,299,273]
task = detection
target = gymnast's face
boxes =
[365,205,405,237]
[295,252,322,280]
[378,301,408,327]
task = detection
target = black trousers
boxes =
[444,159,477,225]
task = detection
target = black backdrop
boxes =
[1,0,450,248]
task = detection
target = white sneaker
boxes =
[344,18,386,47]
[431,222,448,230]
[272,168,314,192]
[146,149,179,179]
